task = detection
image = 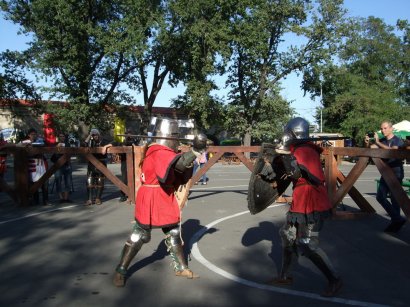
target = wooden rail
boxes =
[1,145,410,221]
[0,146,137,206]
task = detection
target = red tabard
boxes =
[135,144,181,229]
[289,143,332,218]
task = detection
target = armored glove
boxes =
[281,154,301,180]
[259,162,276,180]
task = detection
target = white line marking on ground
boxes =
[0,205,78,225]
[189,204,389,307]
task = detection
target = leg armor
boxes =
[96,176,104,199]
[86,171,94,202]
[277,222,298,281]
[113,224,151,287]
[164,227,199,279]
[95,175,105,203]
[296,222,339,283]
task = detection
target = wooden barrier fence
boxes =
[1,145,410,220]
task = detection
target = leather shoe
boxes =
[266,276,293,286]
[175,269,199,279]
[321,278,343,297]
[113,272,126,287]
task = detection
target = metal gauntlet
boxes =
[174,151,196,174]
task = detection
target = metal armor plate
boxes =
[247,143,291,215]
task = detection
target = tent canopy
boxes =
[393,120,410,140]
[393,120,410,132]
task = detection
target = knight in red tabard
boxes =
[269,117,342,297]
[113,118,207,287]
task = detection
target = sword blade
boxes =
[116,134,191,141]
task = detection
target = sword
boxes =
[299,136,350,142]
[116,134,193,142]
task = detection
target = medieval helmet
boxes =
[284,117,309,139]
[150,117,180,151]
[280,117,309,149]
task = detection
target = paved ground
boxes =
[1,160,410,307]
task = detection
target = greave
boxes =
[96,187,103,199]
[279,246,296,279]
[306,249,338,283]
[96,177,104,199]
[115,239,144,275]
[87,187,94,201]
[165,233,189,272]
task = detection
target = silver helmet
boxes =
[284,117,309,139]
[280,117,309,149]
[150,117,180,151]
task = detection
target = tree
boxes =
[305,17,410,144]
[169,0,236,131]
[0,50,40,102]
[0,0,192,133]
[224,0,347,145]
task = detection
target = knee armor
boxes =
[295,222,320,256]
[279,223,297,248]
[130,224,151,243]
[165,227,182,246]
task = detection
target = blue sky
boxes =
[1,0,409,125]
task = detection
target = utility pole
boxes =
[320,83,323,133]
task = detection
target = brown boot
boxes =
[95,198,102,205]
[266,276,293,286]
[175,268,199,279]
[321,278,343,297]
[113,272,126,287]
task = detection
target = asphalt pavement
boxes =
[1,160,410,307]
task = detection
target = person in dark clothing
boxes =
[51,132,73,203]
[118,129,138,202]
[365,120,406,233]
[84,128,111,205]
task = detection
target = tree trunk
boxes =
[243,131,251,159]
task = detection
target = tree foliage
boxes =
[2,0,408,144]
[0,50,40,102]
[224,0,347,145]
[304,16,410,144]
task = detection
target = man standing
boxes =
[84,128,111,205]
[118,128,138,202]
[51,133,73,203]
[268,117,342,297]
[365,120,406,233]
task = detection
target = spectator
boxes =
[51,133,73,203]
[84,128,111,206]
[365,120,406,233]
[194,151,208,185]
[118,128,138,202]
